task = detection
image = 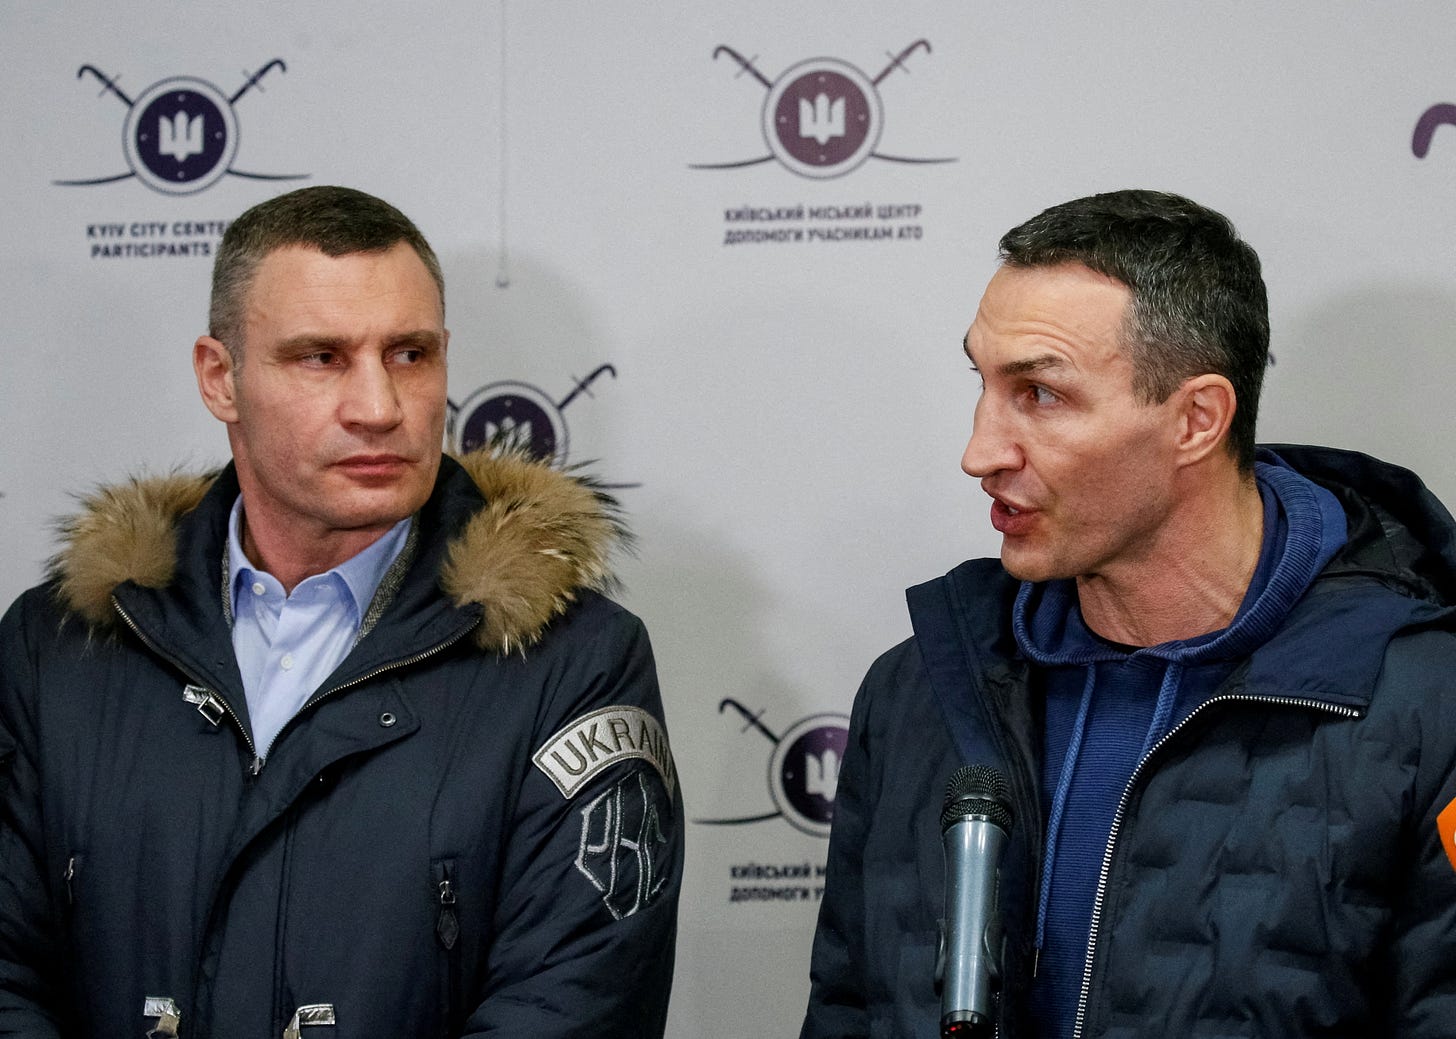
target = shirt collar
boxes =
[227,496,412,622]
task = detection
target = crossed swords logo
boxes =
[692,39,955,179]
[55,59,307,195]
[448,364,615,466]
[696,698,849,838]
[447,364,640,489]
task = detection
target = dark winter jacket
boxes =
[801,446,1456,1038]
[0,451,681,1039]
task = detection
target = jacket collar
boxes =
[47,449,629,656]
[917,445,1456,714]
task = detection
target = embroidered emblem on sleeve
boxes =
[576,771,670,919]
[1438,795,1456,874]
[533,704,677,800]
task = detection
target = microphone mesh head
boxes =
[940,764,1012,832]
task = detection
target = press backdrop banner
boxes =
[4,3,1456,1034]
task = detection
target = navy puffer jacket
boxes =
[802,446,1456,1038]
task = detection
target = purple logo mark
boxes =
[1414,102,1456,158]
[452,380,569,464]
[697,699,850,838]
[446,364,640,489]
[692,40,955,179]
[55,60,308,195]
[765,61,879,177]
[447,364,617,467]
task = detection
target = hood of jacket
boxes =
[45,449,629,654]
[921,444,1456,723]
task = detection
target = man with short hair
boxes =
[802,190,1456,1037]
[0,185,681,1038]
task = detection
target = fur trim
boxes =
[47,451,628,652]
[441,451,628,653]
[48,473,215,629]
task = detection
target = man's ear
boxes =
[1173,373,1237,466]
[194,336,239,423]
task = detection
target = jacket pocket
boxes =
[62,850,87,1013]
[431,857,461,1036]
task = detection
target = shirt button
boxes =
[280,653,294,671]
[252,582,266,596]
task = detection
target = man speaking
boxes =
[0,186,680,1038]
[801,189,1456,1036]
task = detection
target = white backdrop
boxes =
[4,4,1456,1035]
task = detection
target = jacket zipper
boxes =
[304,626,477,716]
[436,867,459,950]
[111,596,260,766]
[113,594,478,771]
[434,859,462,1035]
[1069,693,1360,1039]
[262,624,480,764]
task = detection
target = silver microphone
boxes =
[936,764,1012,1038]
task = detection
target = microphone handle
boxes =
[940,814,1008,1037]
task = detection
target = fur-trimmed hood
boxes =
[47,450,629,654]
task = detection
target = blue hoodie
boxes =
[1018,457,1348,1036]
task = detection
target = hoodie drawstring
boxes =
[1035,664,1097,961]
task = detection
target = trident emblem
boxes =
[692,40,956,179]
[55,60,307,195]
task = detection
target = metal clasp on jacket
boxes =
[283,1004,335,1039]
[182,684,226,727]
[143,996,181,1038]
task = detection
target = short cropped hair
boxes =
[998,189,1268,471]
[209,185,444,359]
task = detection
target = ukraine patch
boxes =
[533,705,677,801]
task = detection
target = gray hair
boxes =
[999,189,1268,471]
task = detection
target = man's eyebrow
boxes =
[273,330,444,353]
[960,338,1068,378]
[385,329,445,350]
[276,333,347,354]
[998,354,1067,378]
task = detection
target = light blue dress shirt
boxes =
[227,497,411,760]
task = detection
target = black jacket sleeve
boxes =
[0,593,67,1038]
[460,609,682,1038]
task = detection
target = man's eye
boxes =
[303,352,336,366]
[1030,385,1057,405]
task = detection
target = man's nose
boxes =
[960,398,1020,478]
[340,358,404,431]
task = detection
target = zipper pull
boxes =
[436,870,459,951]
[182,684,227,728]
[282,1003,335,1039]
[143,995,181,1038]
[64,856,77,906]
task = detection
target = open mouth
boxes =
[989,497,1034,535]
